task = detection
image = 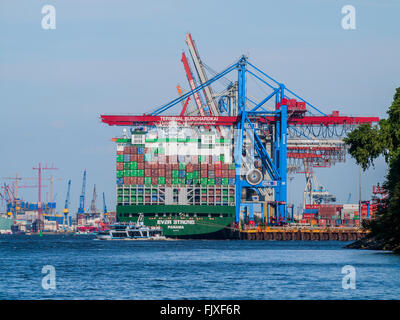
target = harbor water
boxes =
[0,235,399,300]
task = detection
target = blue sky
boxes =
[1,0,399,213]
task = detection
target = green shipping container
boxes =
[131,162,138,169]
[117,196,123,202]
[201,178,208,185]
[117,155,124,162]
[158,177,165,184]
[220,155,225,162]
[193,171,199,178]
[193,178,199,184]
[208,178,215,185]
[172,178,180,185]
[228,163,235,170]
[145,177,152,185]
[172,170,179,178]
[186,172,193,179]
[138,170,144,177]
[222,178,229,185]
[179,163,186,170]
[117,171,124,178]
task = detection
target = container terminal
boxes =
[0,34,383,239]
[99,33,381,239]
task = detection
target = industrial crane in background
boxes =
[89,184,97,213]
[102,192,108,222]
[78,170,86,214]
[63,179,71,230]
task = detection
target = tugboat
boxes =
[96,214,165,240]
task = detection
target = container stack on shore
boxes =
[301,203,374,227]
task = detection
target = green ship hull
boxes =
[117,205,235,239]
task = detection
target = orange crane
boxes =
[180,52,207,116]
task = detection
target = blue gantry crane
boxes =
[102,192,107,215]
[62,179,71,228]
[78,170,86,214]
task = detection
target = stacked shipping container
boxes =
[115,130,236,207]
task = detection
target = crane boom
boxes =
[78,170,86,214]
[185,33,219,116]
[63,180,71,214]
[181,52,207,116]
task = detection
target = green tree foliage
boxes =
[344,87,400,251]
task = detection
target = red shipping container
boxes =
[151,169,158,177]
[186,164,193,172]
[145,169,151,177]
[151,162,158,169]
[228,170,235,178]
[123,177,129,185]
[117,151,123,155]
[117,163,124,170]
[222,170,228,178]
[151,177,158,185]
[158,155,166,164]
[137,177,144,185]
[166,169,172,177]
[132,147,137,154]
[165,177,172,186]
[138,154,145,162]
[131,154,138,162]
[158,169,165,177]
[145,162,152,169]
[201,163,208,170]
[201,170,208,177]
[172,163,179,170]
[214,161,222,169]
[215,170,222,178]
[132,177,138,185]
[222,163,229,170]
[137,162,144,170]
[193,164,199,171]
[159,163,166,170]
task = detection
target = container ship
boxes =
[115,126,237,239]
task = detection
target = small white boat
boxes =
[96,223,165,240]
[95,214,165,240]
